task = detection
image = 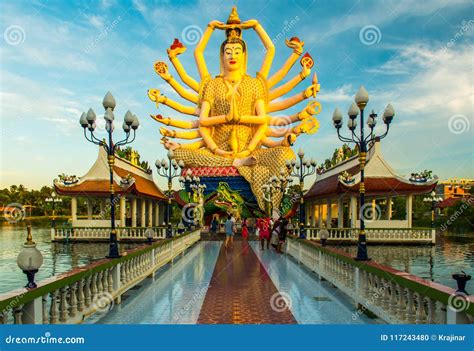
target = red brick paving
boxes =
[197,241,296,324]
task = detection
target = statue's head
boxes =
[220,37,247,74]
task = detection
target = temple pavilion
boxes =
[54,147,166,230]
[304,139,438,229]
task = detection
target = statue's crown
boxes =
[226,6,242,39]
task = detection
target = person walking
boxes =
[270,217,282,251]
[224,215,235,248]
[258,217,271,250]
[210,217,218,239]
[241,217,249,240]
[277,218,289,253]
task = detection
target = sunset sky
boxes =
[1,0,473,190]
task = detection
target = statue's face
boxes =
[223,43,244,72]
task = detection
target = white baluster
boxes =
[49,291,59,324]
[406,289,416,323]
[42,295,49,324]
[415,292,426,324]
[13,305,23,324]
[69,283,78,318]
[59,288,68,323]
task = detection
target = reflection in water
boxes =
[0,225,472,293]
[339,235,474,288]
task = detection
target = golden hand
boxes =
[283,133,297,146]
[285,37,305,55]
[303,83,320,99]
[209,20,225,29]
[160,138,180,151]
[151,114,170,125]
[159,127,175,137]
[240,19,259,29]
[154,61,171,81]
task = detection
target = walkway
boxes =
[94,240,378,324]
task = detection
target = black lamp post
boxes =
[332,86,395,261]
[79,92,139,258]
[155,150,184,237]
[262,172,292,218]
[423,190,443,228]
[179,170,205,227]
[286,149,317,239]
[45,190,62,228]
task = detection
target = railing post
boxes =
[22,297,43,324]
[112,263,121,304]
[447,306,471,324]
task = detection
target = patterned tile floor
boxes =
[92,239,378,324]
[197,241,297,324]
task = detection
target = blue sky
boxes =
[0,0,473,190]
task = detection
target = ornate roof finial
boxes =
[225,6,242,39]
[227,6,241,25]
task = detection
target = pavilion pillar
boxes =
[154,202,160,226]
[141,199,146,227]
[337,199,344,228]
[71,196,77,222]
[326,199,332,228]
[406,195,413,228]
[148,200,153,227]
[86,198,93,220]
[120,196,126,227]
[350,196,357,228]
[318,202,322,228]
[99,199,105,217]
[131,198,137,227]
[386,196,392,220]
[372,199,377,221]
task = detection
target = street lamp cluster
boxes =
[262,170,293,217]
[285,148,317,238]
[179,169,206,226]
[79,92,140,258]
[332,86,395,261]
[423,190,443,228]
[45,191,62,228]
[155,150,185,237]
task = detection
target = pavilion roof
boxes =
[304,140,437,200]
[54,147,166,201]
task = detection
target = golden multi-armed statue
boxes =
[148,7,321,210]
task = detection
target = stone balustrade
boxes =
[306,227,436,244]
[0,229,201,324]
[51,226,168,242]
[286,237,473,324]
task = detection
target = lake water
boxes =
[0,225,473,294]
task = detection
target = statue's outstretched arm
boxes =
[194,21,224,80]
[261,134,296,148]
[268,81,320,113]
[269,66,310,101]
[167,42,200,92]
[148,89,198,116]
[150,114,199,129]
[267,101,321,125]
[243,20,275,79]
[154,61,199,103]
[267,38,304,89]
[162,138,205,151]
[160,127,200,139]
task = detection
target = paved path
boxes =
[198,241,296,324]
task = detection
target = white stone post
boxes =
[86,198,93,220]
[131,198,137,227]
[406,195,413,228]
[154,202,160,226]
[23,297,43,324]
[141,199,146,227]
[112,263,121,304]
[337,199,344,228]
[71,196,77,223]
[326,199,332,228]
[350,196,357,228]
[386,196,392,220]
[120,196,126,227]
[148,200,153,227]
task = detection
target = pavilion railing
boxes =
[52,226,168,242]
[286,237,473,324]
[0,229,201,324]
[306,227,436,244]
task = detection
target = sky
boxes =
[0,0,473,191]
